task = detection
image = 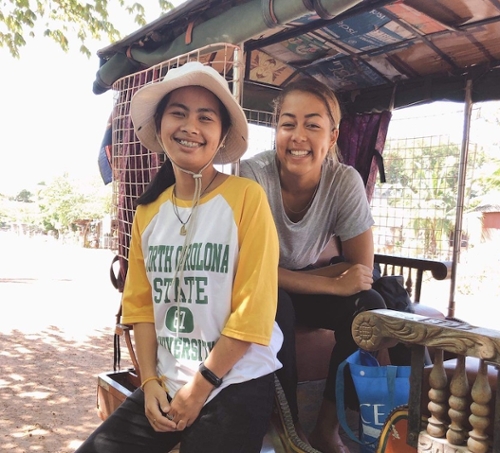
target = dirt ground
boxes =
[1,233,497,453]
[0,234,129,453]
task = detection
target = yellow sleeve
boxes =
[121,207,155,325]
[221,178,279,346]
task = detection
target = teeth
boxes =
[178,139,200,148]
[290,150,309,156]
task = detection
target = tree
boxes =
[485,166,500,190]
[13,189,34,203]
[1,0,174,58]
[0,194,40,232]
[376,139,486,258]
[38,173,111,237]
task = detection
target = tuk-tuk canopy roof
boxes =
[93,0,500,113]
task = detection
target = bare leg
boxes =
[308,399,350,453]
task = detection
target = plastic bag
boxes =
[336,349,411,452]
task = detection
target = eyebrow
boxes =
[280,112,323,119]
[167,102,218,115]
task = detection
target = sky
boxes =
[0,2,182,196]
[0,1,498,196]
[0,37,111,195]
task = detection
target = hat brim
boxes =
[130,65,248,165]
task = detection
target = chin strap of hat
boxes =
[156,133,228,335]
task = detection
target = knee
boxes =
[354,288,386,312]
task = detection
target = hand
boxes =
[168,379,210,430]
[331,263,373,296]
[143,380,177,432]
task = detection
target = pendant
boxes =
[180,225,187,236]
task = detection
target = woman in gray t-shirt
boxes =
[240,78,387,453]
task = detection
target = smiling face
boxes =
[158,86,224,172]
[275,90,339,179]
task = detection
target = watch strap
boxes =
[199,362,223,388]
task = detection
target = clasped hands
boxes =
[144,379,205,432]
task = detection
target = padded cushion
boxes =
[412,303,446,319]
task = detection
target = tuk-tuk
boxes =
[93,1,500,451]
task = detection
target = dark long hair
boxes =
[135,158,175,206]
[135,90,231,206]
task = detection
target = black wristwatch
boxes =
[199,362,223,388]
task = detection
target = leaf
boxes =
[1,0,174,58]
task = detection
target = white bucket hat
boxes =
[130,61,248,165]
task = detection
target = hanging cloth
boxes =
[337,110,392,202]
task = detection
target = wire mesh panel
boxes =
[110,43,243,262]
[371,134,480,260]
[245,109,274,128]
[243,109,275,162]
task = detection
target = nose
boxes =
[180,114,199,134]
[292,124,307,142]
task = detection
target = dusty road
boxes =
[1,232,497,453]
[0,233,128,453]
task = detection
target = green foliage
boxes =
[0,173,113,236]
[12,189,34,203]
[481,164,500,191]
[379,138,496,258]
[380,140,469,257]
[0,193,40,230]
[37,173,111,235]
[1,0,174,58]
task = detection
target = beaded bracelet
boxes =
[140,375,168,392]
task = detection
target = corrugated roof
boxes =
[93,0,500,113]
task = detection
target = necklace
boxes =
[172,171,219,235]
[281,178,320,215]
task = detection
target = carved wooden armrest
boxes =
[352,309,500,361]
[353,309,500,452]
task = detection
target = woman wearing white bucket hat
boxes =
[75,62,283,453]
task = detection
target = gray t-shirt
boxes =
[240,150,374,270]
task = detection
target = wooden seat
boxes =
[98,254,452,453]
[295,254,451,384]
[422,356,497,438]
[352,309,500,452]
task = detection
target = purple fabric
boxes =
[111,90,391,290]
[337,111,392,202]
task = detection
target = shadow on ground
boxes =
[0,325,133,452]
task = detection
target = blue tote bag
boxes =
[336,349,411,453]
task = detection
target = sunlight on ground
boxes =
[0,233,133,453]
[416,236,500,329]
[1,231,498,330]
[0,232,498,452]
[0,232,121,340]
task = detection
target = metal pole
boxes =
[448,79,473,318]
[231,45,244,177]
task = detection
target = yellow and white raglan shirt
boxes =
[122,175,283,403]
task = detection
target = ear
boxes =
[330,128,339,148]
